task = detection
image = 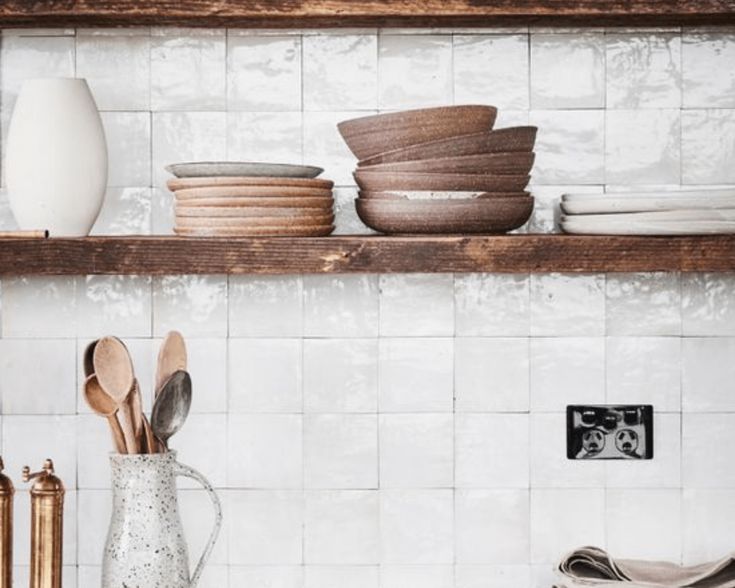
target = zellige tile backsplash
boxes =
[1,26,735,588]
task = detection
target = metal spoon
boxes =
[151,370,192,451]
[93,336,138,453]
[83,339,99,377]
[83,374,127,454]
[155,331,187,397]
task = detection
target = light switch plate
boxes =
[567,405,653,460]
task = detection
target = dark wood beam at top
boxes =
[1,0,735,28]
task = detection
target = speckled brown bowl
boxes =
[174,224,335,237]
[359,152,535,175]
[354,170,530,193]
[175,197,334,208]
[175,205,333,218]
[175,213,335,228]
[338,105,498,159]
[357,126,538,167]
[167,176,334,192]
[357,190,531,200]
[355,196,534,234]
[173,186,333,200]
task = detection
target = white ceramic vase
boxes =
[6,77,107,237]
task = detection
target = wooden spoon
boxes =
[156,331,187,397]
[83,374,127,454]
[93,336,138,453]
[129,379,144,450]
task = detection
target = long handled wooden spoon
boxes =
[156,331,187,397]
[129,379,145,449]
[83,374,127,454]
[94,336,139,453]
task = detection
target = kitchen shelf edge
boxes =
[1,234,734,275]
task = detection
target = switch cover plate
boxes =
[567,405,653,460]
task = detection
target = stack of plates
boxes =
[560,190,735,235]
[165,162,335,237]
[337,105,537,234]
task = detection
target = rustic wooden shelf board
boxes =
[1,0,735,28]
[1,235,734,275]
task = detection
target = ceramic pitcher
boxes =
[102,452,222,588]
[6,77,107,236]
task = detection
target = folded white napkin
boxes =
[554,547,735,588]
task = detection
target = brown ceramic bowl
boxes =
[175,197,334,209]
[354,170,530,193]
[355,197,534,234]
[357,126,538,167]
[357,190,531,200]
[174,224,335,237]
[359,152,535,175]
[173,186,333,200]
[167,176,334,191]
[338,105,497,159]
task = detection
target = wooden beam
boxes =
[1,235,735,275]
[1,0,735,28]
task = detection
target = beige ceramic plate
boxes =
[354,170,530,193]
[357,127,538,167]
[174,186,333,200]
[167,176,334,191]
[175,205,332,218]
[175,214,335,228]
[175,197,334,208]
[355,196,534,234]
[359,152,535,175]
[165,162,323,179]
[338,105,498,159]
[174,225,335,237]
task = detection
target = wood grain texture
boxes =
[1,235,735,275]
[1,0,735,27]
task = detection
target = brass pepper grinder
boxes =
[0,457,14,588]
[23,460,64,588]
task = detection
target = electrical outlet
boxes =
[566,405,653,460]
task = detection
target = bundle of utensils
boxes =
[166,162,335,237]
[560,189,735,235]
[83,332,191,454]
[337,105,537,234]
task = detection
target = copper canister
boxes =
[23,459,64,588]
[0,457,14,588]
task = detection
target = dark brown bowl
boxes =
[357,126,538,167]
[355,197,534,234]
[338,105,497,160]
[359,152,535,175]
[354,170,530,193]
[357,190,531,200]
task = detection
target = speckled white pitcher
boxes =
[102,452,222,588]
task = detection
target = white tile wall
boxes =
[2,26,735,588]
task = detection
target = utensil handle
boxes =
[174,462,222,588]
[106,414,127,454]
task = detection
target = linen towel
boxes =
[554,546,735,588]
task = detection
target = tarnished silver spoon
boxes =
[150,370,192,451]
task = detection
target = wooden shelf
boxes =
[1,0,734,28]
[1,235,735,275]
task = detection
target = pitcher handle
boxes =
[174,461,223,588]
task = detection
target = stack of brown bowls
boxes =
[165,162,335,237]
[337,106,537,234]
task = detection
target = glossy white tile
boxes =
[226,111,303,164]
[303,275,379,337]
[530,33,605,108]
[151,29,226,111]
[304,339,377,413]
[682,337,735,412]
[682,273,735,335]
[92,187,152,236]
[304,490,379,564]
[682,110,735,184]
[229,275,302,337]
[303,34,378,110]
[379,274,454,337]
[455,489,530,564]
[302,111,366,185]
[229,566,303,588]
[152,275,228,337]
[683,413,735,488]
[381,565,454,588]
[455,274,530,337]
[2,277,76,338]
[683,33,735,107]
[304,414,378,489]
[455,413,529,488]
[378,35,452,110]
[455,337,529,412]
[606,272,681,336]
[304,566,378,588]
[455,565,531,588]
[76,275,152,338]
[683,489,735,564]
[606,33,681,108]
[174,414,228,488]
[453,35,529,109]
[228,338,302,412]
[227,35,302,111]
[379,414,453,488]
[185,338,228,413]
[605,109,681,184]
[100,112,151,187]
[378,338,453,412]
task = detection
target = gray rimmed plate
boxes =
[165,162,324,179]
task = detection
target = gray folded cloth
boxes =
[554,547,735,588]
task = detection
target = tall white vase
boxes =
[6,77,108,237]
